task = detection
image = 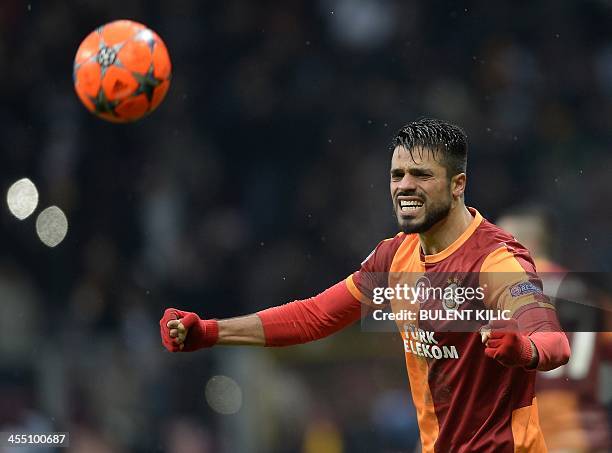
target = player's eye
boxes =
[411,170,432,179]
[391,171,403,181]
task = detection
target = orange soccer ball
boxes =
[73,20,171,123]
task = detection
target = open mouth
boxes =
[397,197,424,215]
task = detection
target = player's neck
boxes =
[418,205,473,256]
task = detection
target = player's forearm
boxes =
[160,281,361,351]
[216,281,360,347]
[516,306,571,371]
[529,331,570,371]
[216,315,266,346]
[205,283,359,346]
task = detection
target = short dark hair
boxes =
[391,118,468,178]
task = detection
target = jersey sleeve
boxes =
[479,244,555,317]
[345,234,405,305]
[257,281,362,346]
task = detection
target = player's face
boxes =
[390,146,453,234]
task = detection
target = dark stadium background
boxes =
[1,1,611,452]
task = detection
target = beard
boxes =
[394,194,452,234]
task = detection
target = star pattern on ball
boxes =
[132,65,164,102]
[92,88,119,116]
[74,20,172,122]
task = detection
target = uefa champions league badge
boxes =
[509,281,542,297]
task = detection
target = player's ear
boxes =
[451,172,467,198]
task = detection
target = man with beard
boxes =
[160,118,570,452]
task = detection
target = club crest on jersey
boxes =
[509,281,541,298]
[442,277,465,311]
[442,284,459,310]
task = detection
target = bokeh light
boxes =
[6,178,39,220]
[35,206,68,247]
[204,375,242,415]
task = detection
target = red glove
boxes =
[159,308,219,352]
[483,319,535,368]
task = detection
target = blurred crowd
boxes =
[0,0,611,452]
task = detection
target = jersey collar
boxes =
[420,207,483,264]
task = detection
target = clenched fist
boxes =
[159,308,219,352]
[482,319,536,368]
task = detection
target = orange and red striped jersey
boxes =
[346,208,554,453]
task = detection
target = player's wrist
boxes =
[518,335,536,368]
[522,337,538,369]
[201,319,219,347]
[182,318,219,351]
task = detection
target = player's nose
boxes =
[397,174,417,191]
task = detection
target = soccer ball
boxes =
[73,20,171,123]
